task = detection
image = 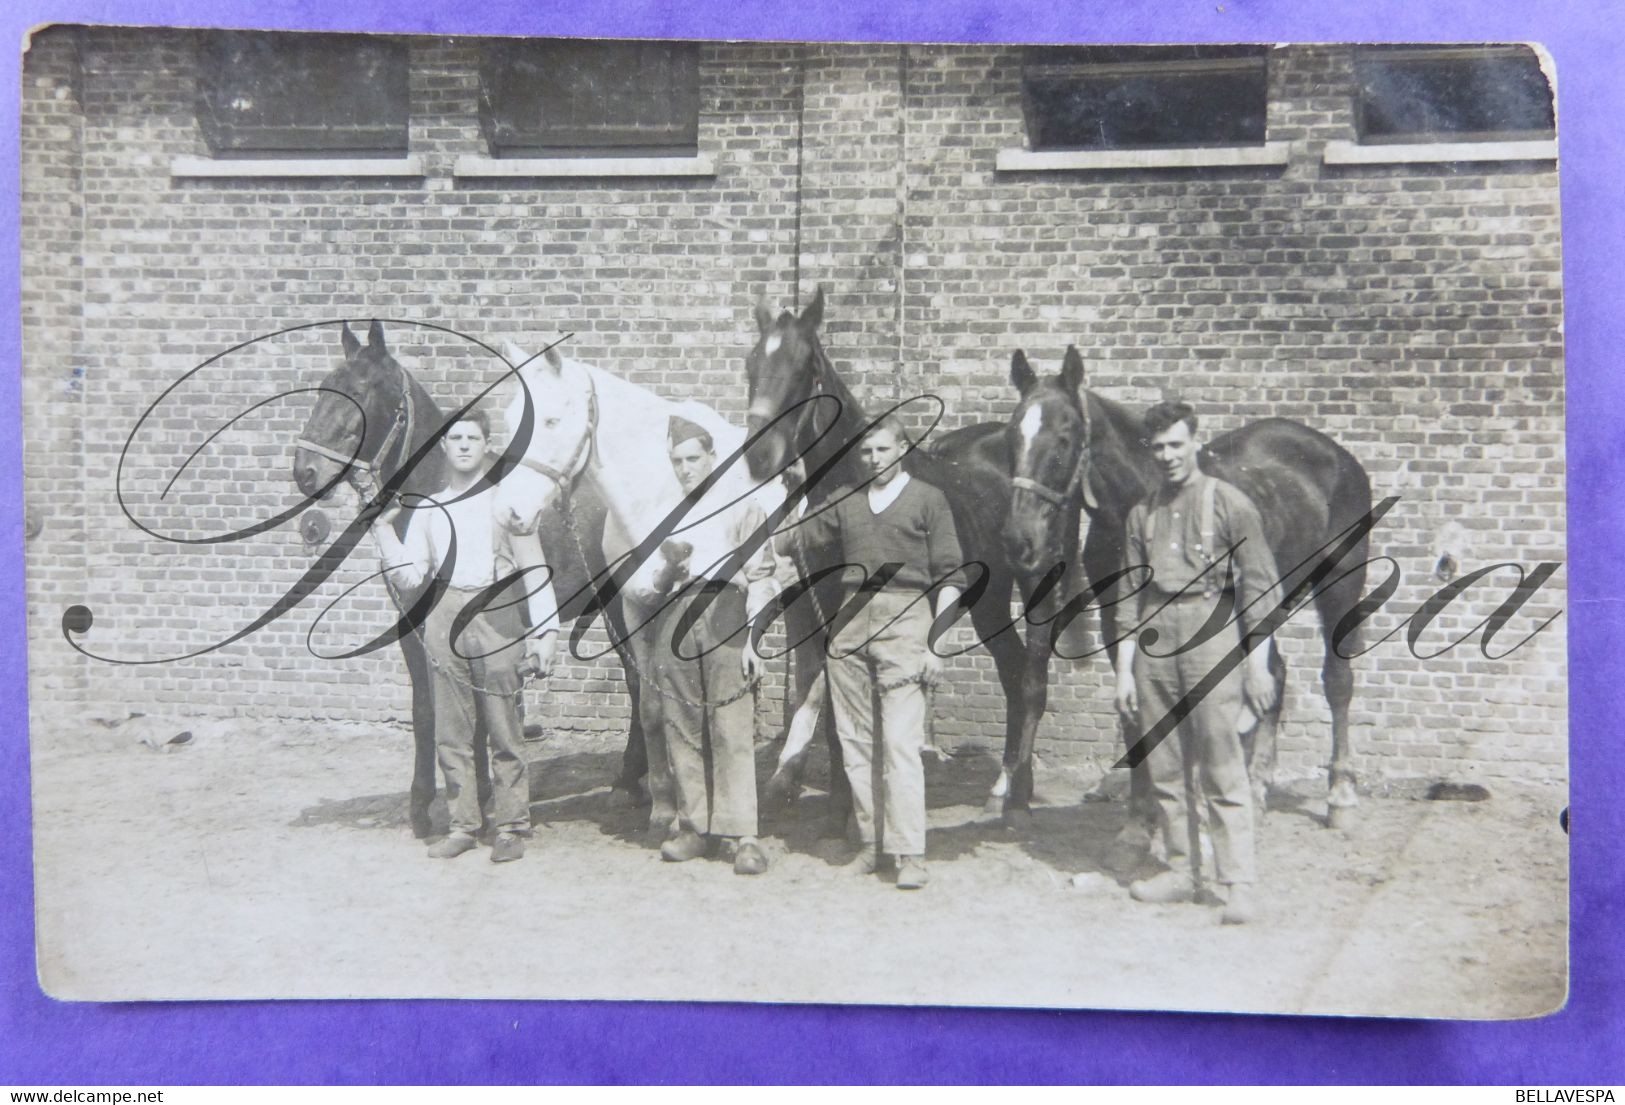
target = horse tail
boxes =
[1323,446,1377,653]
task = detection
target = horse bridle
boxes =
[513,366,600,493]
[296,362,417,495]
[1009,400,1092,512]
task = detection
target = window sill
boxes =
[452,154,716,179]
[994,143,1291,172]
[1322,139,1557,165]
[170,155,424,178]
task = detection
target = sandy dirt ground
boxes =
[30,716,1567,1018]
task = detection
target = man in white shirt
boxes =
[645,416,780,875]
[371,409,558,863]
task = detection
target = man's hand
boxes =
[741,636,762,682]
[364,498,402,531]
[524,632,557,680]
[1243,651,1278,715]
[1115,671,1139,719]
[921,648,944,686]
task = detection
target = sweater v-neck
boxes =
[867,472,911,515]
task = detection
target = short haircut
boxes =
[1142,399,1197,441]
[447,407,492,439]
[862,413,913,449]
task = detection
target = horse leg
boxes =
[402,637,437,839]
[1003,615,1054,824]
[977,597,1026,817]
[1315,557,1366,831]
[1241,640,1287,818]
[1323,649,1357,830]
[601,598,650,803]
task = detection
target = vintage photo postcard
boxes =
[20,27,1567,1016]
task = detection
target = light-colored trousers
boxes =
[1136,590,1257,887]
[427,584,530,837]
[646,583,759,839]
[827,591,933,856]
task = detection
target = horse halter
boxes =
[514,367,600,494]
[296,361,417,493]
[1009,399,1092,512]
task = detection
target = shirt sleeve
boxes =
[729,498,780,622]
[923,486,968,592]
[1218,484,1284,639]
[509,528,560,634]
[375,508,436,593]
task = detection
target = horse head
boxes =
[743,285,829,482]
[293,320,417,498]
[1005,345,1091,577]
[491,339,593,535]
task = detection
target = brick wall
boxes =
[21,31,1566,786]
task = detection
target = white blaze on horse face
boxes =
[763,333,782,356]
[1017,403,1045,469]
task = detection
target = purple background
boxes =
[1,0,1618,1086]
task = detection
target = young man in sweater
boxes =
[796,416,966,890]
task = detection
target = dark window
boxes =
[198,32,409,158]
[1020,45,1269,151]
[1355,45,1554,144]
[477,39,700,157]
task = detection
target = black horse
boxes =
[744,289,1076,818]
[1004,347,1374,829]
[292,320,638,838]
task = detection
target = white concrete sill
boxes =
[1322,139,1557,165]
[170,155,425,178]
[452,154,716,179]
[995,143,1291,172]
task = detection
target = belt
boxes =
[1151,587,1234,603]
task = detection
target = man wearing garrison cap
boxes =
[643,413,781,875]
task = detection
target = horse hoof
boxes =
[1000,807,1035,830]
[983,794,1005,817]
[409,813,435,840]
[765,773,800,806]
[1326,804,1356,831]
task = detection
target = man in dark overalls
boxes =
[1114,400,1281,924]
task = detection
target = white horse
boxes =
[490,340,782,600]
[490,340,788,826]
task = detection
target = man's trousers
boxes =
[425,584,530,837]
[827,590,932,857]
[1134,589,1257,887]
[646,583,759,839]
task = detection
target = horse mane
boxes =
[803,332,870,491]
[1083,391,1157,519]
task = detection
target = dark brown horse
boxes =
[744,290,1074,818]
[292,320,638,838]
[1005,346,1374,829]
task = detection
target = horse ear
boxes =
[1060,345,1086,398]
[367,319,387,351]
[341,322,361,360]
[754,296,776,337]
[1010,350,1037,396]
[800,285,825,332]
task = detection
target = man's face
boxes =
[440,420,488,476]
[1149,419,1200,487]
[669,437,715,495]
[860,426,905,488]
